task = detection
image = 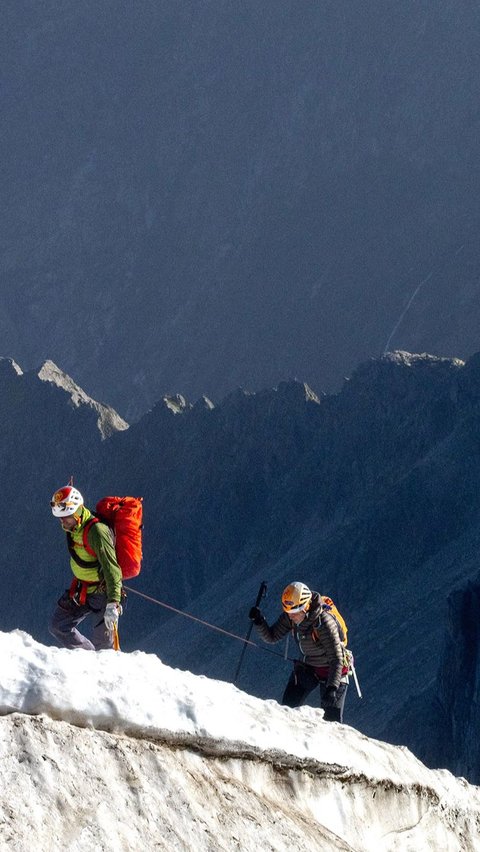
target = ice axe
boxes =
[233,580,267,685]
[347,650,362,698]
[112,623,121,652]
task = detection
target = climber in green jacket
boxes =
[49,484,122,650]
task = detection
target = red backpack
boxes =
[71,496,143,579]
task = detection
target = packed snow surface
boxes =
[1,630,479,851]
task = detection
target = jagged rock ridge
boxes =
[38,360,128,438]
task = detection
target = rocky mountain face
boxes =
[2,349,480,781]
[4,2,480,418]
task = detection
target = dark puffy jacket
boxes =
[254,592,345,688]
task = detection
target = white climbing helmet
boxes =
[50,485,84,517]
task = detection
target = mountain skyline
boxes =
[4,1,480,418]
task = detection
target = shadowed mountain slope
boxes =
[3,350,480,780]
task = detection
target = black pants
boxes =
[49,589,113,651]
[282,663,348,722]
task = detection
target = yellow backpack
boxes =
[317,595,348,646]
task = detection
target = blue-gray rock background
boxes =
[3,1,480,418]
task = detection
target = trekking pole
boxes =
[233,581,267,685]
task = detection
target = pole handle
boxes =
[254,580,268,608]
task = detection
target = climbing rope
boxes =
[123,584,295,663]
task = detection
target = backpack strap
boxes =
[66,517,100,568]
[311,611,346,645]
[311,614,321,643]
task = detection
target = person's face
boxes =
[59,514,78,531]
[288,609,308,624]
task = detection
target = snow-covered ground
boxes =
[0,630,478,851]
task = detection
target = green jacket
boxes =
[67,506,122,603]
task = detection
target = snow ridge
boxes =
[1,630,480,851]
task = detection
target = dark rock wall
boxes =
[388,577,480,784]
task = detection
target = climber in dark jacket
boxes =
[249,582,348,722]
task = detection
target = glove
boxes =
[104,602,122,632]
[249,606,263,625]
[322,686,338,709]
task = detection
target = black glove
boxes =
[249,606,263,625]
[322,686,338,708]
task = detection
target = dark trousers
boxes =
[282,663,348,722]
[49,589,113,651]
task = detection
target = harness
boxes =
[68,576,105,605]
